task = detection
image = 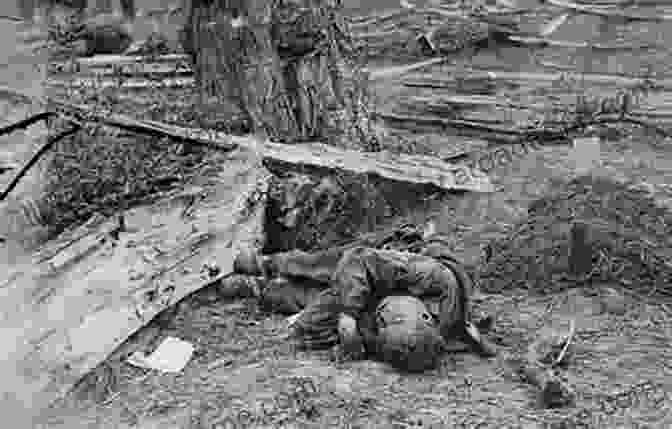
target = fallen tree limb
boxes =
[546,0,672,21]
[565,114,672,137]
[404,69,672,89]
[0,149,269,428]
[46,76,195,90]
[373,111,528,136]
[50,56,450,82]
[49,63,193,78]
[507,34,659,51]
[354,29,409,40]
[375,109,671,139]
[0,111,54,137]
[0,125,81,202]
[406,94,672,121]
[62,53,189,67]
[368,57,449,79]
[349,9,417,29]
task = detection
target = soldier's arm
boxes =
[332,247,380,321]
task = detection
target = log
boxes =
[62,53,190,67]
[49,62,193,77]
[507,34,659,51]
[50,56,450,81]
[46,76,195,90]
[373,111,526,136]
[378,108,671,138]
[405,94,672,121]
[546,0,672,21]
[404,69,672,90]
[0,147,269,428]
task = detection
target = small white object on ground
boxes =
[127,336,195,373]
[571,136,602,175]
[286,311,304,329]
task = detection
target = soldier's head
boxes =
[374,295,447,372]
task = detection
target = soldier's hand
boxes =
[337,314,366,360]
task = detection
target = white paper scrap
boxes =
[127,337,194,373]
[571,136,601,175]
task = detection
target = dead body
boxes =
[235,228,497,372]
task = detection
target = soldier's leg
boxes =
[234,223,424,281]
[256,245,366,317]
[264,246,349,283]
[236,242,361,283]
[260,277,326,315]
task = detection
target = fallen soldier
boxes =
[233,226,497,372]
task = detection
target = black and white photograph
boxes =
[0,0,670,427]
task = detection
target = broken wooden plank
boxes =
[0,147,269,428]
[259,137,495,193]
[41,95,493,193]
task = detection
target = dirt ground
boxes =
[34,127,672,429]
[8,1,672,428]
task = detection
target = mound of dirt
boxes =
[478,175,672,297]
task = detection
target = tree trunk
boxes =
[92,0,113,14]
[17,0,35,21]
[118,0,134,18]
[183,0,375,148]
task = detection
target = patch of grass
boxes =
[479,174,672,298]
[41,124,223,237]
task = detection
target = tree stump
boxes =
[182,0,375,148]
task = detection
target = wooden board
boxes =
[0,148,269,429]
[36,96,493,193]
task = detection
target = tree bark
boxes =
[17,0,35,21]
[183,0,374,148]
